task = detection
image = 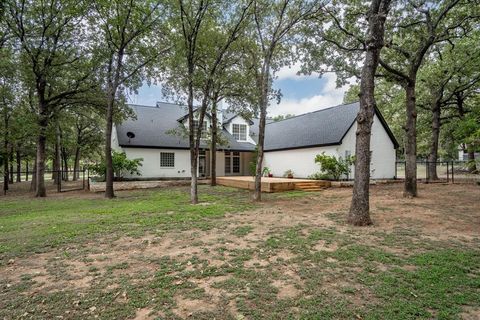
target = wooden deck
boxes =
[216,176,331,192]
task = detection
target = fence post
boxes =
[82,167,85,190]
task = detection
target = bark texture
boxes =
[104,97,115,198]
[427,99,441,180]
[35,105,48,197]
[253,61,271,202]
[210,101,218,187]
[348,0,390,226]
[3,113,8,194]
[404,84,417,197]
[16,149,21,182]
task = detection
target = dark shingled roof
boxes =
[116,101,398,152]
[116,102,256,151]
[263,102,399,151]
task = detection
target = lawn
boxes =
[0,183,479,319]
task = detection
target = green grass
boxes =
[0,186,253,259]
[1,185,479,319]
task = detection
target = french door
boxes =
[225,151,240,175]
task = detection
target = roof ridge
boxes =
[128,103,157,108]
[266,101,359,125]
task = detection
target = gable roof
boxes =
[263,102,399,151]
[116,102,256,152]
[116,101,398,153]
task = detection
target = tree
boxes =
[377,0,477,197]
[347,0,391,225]
[417,35,480,179]
[5,0,95,197]
[90,151,143,180]
[164,0,252,204]
[251,0,323,201]
[91,0,168,198]
[271,113,295,121]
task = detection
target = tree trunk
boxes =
[62,150,69,181]
[3,114,8,194]
[348,0,389,226]
[210,100,218,186]
[467,149,477,173]
[26,160,29,181]
[253,60,271,202]
[404,83,417,197]
[73,147,80,181]
[35,100,48,197]
[30,155,37,192]
[427,100,441,180]
[53,124,61,183]
[9,146,14,184]
[16,149,21,182]
[105,96,115,198]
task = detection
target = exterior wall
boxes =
[122,148,191,179]
[111,126,121,151]
[226,116,256,144]
[263,114,396,179]
[119,148,252,179]
[263,146,339,179]
[369,114,396,179]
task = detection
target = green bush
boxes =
[313,152,355,181]
[89,151,143,180]
[308,172,331,180]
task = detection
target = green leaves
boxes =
[314,152,355,181]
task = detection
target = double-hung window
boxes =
[232,124,247,141]
[160,152,175,168]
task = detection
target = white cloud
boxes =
[275,62,318,81]
[268,73,353,117]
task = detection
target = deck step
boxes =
[294,183,326,191]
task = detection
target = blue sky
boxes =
[129,64,353,117]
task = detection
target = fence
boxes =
[1,168,88,195]
[395,161,480,184]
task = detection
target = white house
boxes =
[113,101,399,180]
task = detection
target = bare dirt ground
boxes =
[1,183,479,319]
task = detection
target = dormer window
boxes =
[192,120,208,138]
[233,124,247,141]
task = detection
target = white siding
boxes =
[111,126,121,151]
[263,146,339,178]
[122,148,191,178]
[370,114,396,178]
[263,114,396,179]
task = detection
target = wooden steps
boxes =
[294,182,326,192]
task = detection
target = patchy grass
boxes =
[1,183,479,319]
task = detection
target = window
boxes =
[225,151,231,174]
[232,124,247,141]
[160,152,175,168]
[193,120,208,138]
[232,152,240,173]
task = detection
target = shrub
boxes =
[313,152,354,181]
[308,172,331,180]
[89,151,143,180]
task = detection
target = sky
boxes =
[129,64,354,117]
